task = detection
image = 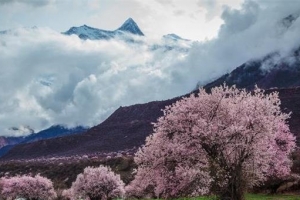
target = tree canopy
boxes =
[127,85,296,200]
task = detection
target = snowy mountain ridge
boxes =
[63,18,144,40]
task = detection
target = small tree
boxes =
[0,174,57,200]
[61,188,73,200]
[70,165,125,200]
[128,85,295,200]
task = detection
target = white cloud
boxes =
[0,0,53,7]
[0,27,193,136]
[182,0,300,86]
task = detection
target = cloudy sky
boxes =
[0,0,244,41]
[1,0,300,136]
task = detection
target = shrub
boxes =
[70,165,125,200]
[0,174,57,200]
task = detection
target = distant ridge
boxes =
[0,125,86,157]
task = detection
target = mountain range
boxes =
[1,17,300,160]
[62,18,191,52]
[63,18,144,40]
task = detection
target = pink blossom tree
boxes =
[125,132,211,199]
[127,85,296,200]
[70,165,125,200]
[0,174,57,200]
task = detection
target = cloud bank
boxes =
[184,0,300,86]
[0,28,192,136]
[0,0,52,7]
[0,0,300,136]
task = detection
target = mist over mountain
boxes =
[204,48,300,90]
[3,45,300,159]
[3,14,300,159]
[0,19,192,137]
[0,1,300,137]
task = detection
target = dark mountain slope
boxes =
[270,87,300,146]
[204,49,300,90]
[0,126,86,157]
[21,125,86,144]
[0,137,24,149]
[1,99,179,159]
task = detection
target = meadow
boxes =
[175,194,300,200]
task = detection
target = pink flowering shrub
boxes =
[127,85,296,200]
[61,188,74,200]
[70,165,125,200]
[0,174,57,200]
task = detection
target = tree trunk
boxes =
[90,197,100,200]
[89,195,110,200]
[219,168,245,200]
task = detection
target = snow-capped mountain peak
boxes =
[63,18,144,40]
[117,18,144,36]
[163,33,189,41]
[63,25,113,40]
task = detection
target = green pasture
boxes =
[161,193,300,200]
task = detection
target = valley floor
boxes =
[1,157,299,199]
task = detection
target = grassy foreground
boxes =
[174,194,300,200]
[245,194,300,200]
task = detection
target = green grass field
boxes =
[173,194,300,200]
[246,194,300,200]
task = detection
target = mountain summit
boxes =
[117,18,144,36]
[63,18,144,40]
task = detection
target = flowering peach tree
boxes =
[127,85,295,200]
[70,165,125,200]
[0,174,57,200]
